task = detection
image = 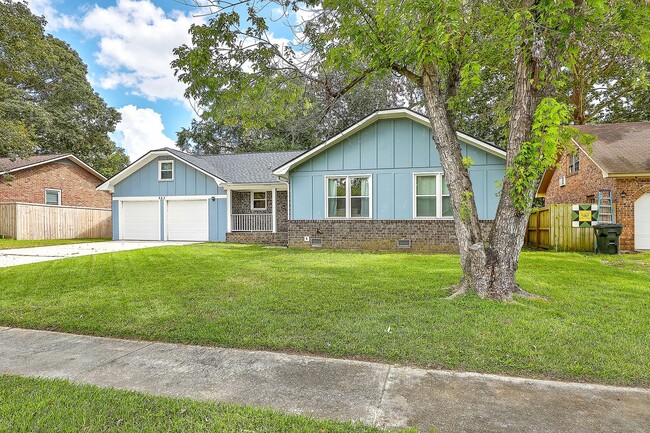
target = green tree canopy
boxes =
[0,0,129,177]
[174,64,421,154]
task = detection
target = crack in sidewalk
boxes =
[70,342,155,381]
[372,365,392,426]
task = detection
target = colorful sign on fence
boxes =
[571,204,598,228]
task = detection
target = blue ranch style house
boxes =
[98,108,506,252]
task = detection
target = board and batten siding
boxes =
[289,118,505,220]
[113,156,224,197]
[111,156,227,242]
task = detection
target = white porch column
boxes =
[226,189,232,233]
[272,187,277,233]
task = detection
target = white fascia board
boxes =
[456,132,507,158]
[2,155,106,181]
[223,182,289,191]
[272,108,506,177]
[96,150,226,193]
[606,172,650,178]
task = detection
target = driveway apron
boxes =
[0,241,194,268]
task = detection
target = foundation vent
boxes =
[397,239,412,248]
[310,237,323,247]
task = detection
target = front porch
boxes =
[226,186,289,245]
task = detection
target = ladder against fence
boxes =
[597,190,614,223]
[526,204,602,252]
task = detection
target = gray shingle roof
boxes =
[0,154,68,174]
[575,122,650,174]
[160,148,304,184]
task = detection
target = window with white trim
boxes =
[568,153,579,174]
[45,188,61,206]
[326,175,371,218]
[414,173,452,218]
[251,191,267,210]
[159,160,174,181]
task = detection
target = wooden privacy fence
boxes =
[526,204,599,252]
[0,202,111,240]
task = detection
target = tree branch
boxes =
[391,63,421,84]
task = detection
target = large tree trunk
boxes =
[422,51,539,301]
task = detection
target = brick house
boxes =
[0,154,111,209]
[537,122,650,251]
[98,108,505,252]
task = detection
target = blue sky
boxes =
[27,0,299,160]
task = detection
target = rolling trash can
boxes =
[593,223,623,254]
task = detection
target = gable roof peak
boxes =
[273,107,505,177]
[0,154,106,180]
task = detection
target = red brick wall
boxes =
[544,149,650,251]
[544,149,616,205]
[0,160,111,209]
[614,177,650,251]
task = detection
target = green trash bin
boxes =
[593,223,623,254]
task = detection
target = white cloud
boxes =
[113,105,175,160]
[27,0,77,30]
[75,0,203,103]
[30,0,203,103]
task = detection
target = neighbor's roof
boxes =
[574,122,650,176]
[0,154,106,181]
[536,121,650,197]
[0,154,67,173]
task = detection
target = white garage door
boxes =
[121,201,160,241]
[635,193,650,250]
[166,200,209,241]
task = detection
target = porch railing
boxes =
[231,213,273,232]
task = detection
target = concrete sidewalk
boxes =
[0,328,648,432]
[0,241,193,268]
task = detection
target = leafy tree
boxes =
[174,0,650,300]
[453,3,650,144]
[0,0,128,177]
[174,66,420,154]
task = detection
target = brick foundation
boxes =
[287,220,493,253]
[226,231,288,246]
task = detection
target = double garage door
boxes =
[121,200,209,241]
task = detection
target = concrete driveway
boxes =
[0,241,194,268]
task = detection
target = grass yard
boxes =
[0,244,648,386]
[0,238,108,250]
[0,375,407,433]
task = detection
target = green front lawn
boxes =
[0,244,648,386]
[0,238,108,250]
[0,375,407,433]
